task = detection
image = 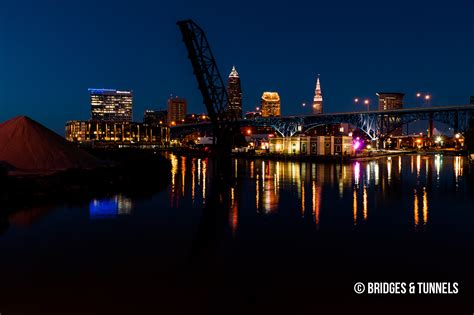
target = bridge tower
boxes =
[177,20,243,155]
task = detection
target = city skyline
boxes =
[0,0,473,134]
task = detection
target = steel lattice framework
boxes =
[177,20,240,150]
[171,105,474,139]
[249,105,474,140]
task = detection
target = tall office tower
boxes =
[261,92,281,117]
[376,92,405,111]
[312,74,323,114]
[90,88,133,122]
[167,97,187,125]
[226,66,243,118]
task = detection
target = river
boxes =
[0,154,473,314]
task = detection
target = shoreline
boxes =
[167,147,468,163]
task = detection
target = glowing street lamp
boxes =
[354,97,369,111]
[364,99,370,111]
[416,92,431,107]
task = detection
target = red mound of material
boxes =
[0,116,100,172]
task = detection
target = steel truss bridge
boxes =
[171,105,474,140]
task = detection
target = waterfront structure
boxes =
[376,92,404,111]
[89,88,133,122]
[144,109,168,125]
[312,75,323,114]
[65,120,169,147]
[227,66,243,118]
[261,92,281,117]
[269,135,352,156]
[167,97,187,126]
[470,96,474,105]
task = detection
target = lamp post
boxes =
[416,92,431,107]
[354,98,370,112]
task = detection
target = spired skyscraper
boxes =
[312,75,323,115]
[226,66,243,118]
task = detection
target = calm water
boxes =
[1,154,473,314]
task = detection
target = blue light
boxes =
[88,88,117,94]
[89,198,118,218]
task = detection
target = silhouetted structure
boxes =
[177,19,243,152]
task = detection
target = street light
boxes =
[354,97,370,111]
[363,99,370,111]
[416,92,431,107]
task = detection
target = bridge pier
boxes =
[428,113,434,138]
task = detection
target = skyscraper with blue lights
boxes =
[89,88,133,122]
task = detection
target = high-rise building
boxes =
[376,92,405,111]
[261,92,281,117]
[89,88,133,122]
[470,96,474,105]
[312,74,323,114]
[377,92,405,136]
[227,66,243,118]
[167,97,187,125]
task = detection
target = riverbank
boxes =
[167,147,469,163]
[0,150,171,212]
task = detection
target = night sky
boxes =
[1,0,473,134]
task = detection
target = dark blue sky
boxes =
[1,0,473,134]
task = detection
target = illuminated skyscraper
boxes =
[167,97,187,125]
[261,92,281,117]
[227,66,243,118]
[90,88,133,122]
[312,75,323,114]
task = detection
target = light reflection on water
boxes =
[164,154,469,234]
[89,195,132,219]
